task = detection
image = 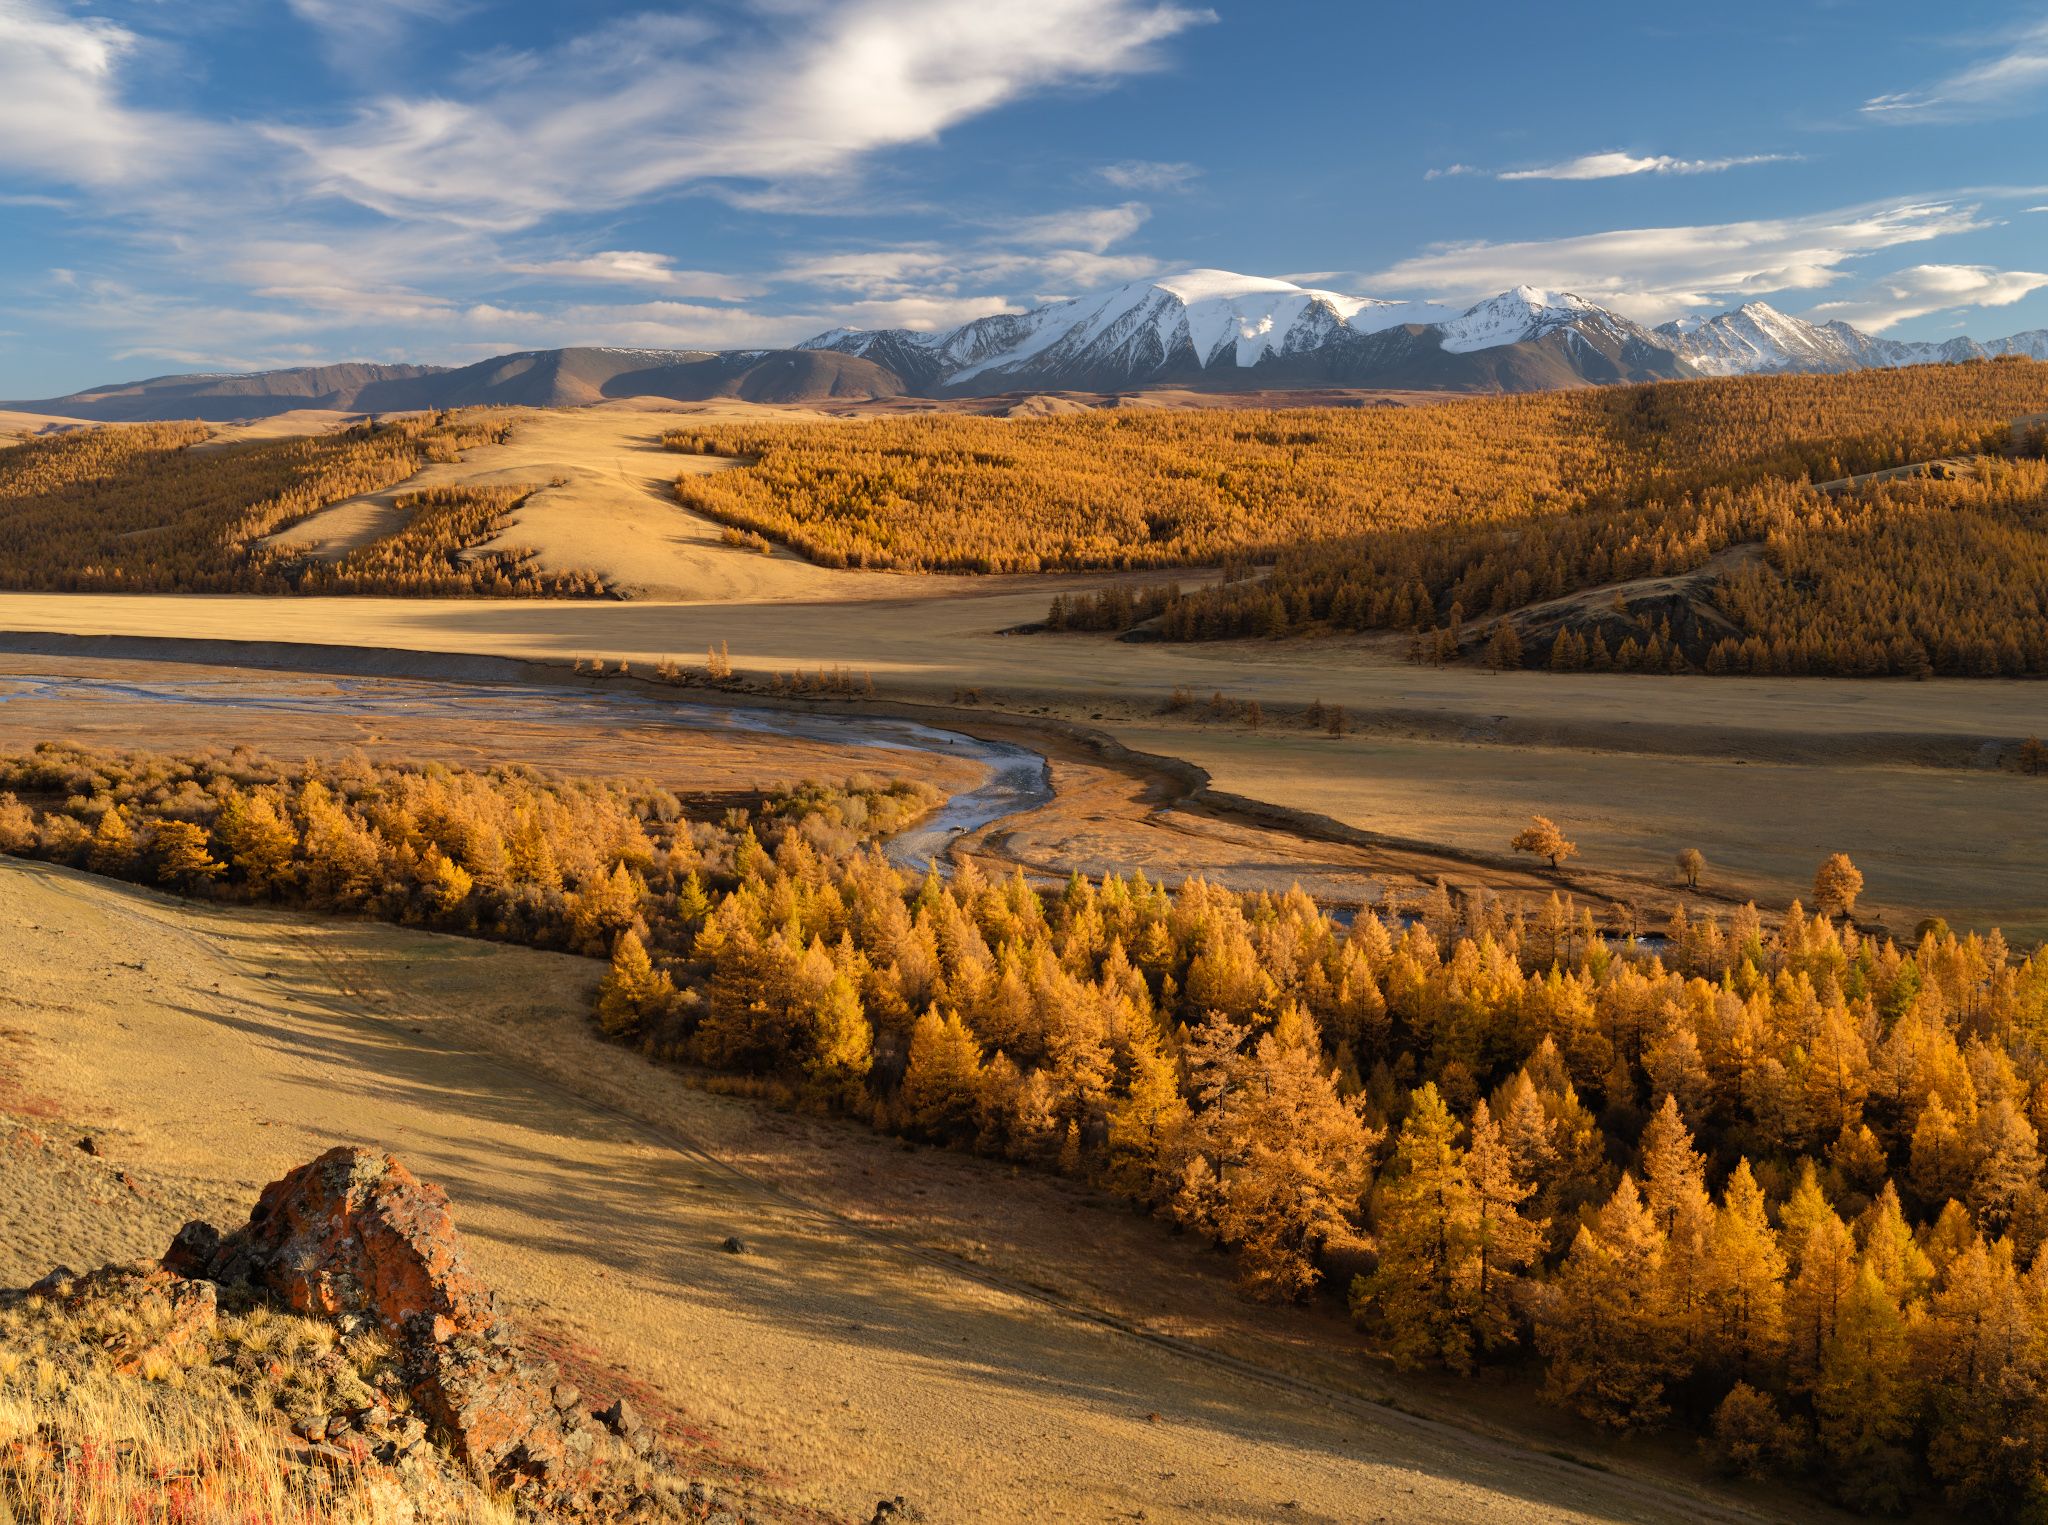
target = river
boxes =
[0,672,1052,872]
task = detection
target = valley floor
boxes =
[1,589,2041,941]
[0,855,1820,1524]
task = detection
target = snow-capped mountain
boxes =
[1657,302,2048,376]
[16,270,2046,420]
[802,271,1689,394]
[808,271,1460,391]
[1655,303,1869,375]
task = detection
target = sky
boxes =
[3,0,2048,395]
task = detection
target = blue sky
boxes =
[3,0,2047,395]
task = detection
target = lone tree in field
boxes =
[1487,621,1524,671]
[1511,816,1577,872]
[1814,853,1865,919]
[1677,848,1706,890]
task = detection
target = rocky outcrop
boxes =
[165,1146,688,1519]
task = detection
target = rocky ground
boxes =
[3,1145,853,1523]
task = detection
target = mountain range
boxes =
[12,270,2046,421]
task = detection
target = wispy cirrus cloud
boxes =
[0,0,225,187]
[773,199,1162,324]
[1499,151,1798,181]
[1348,197,2003,323]
[1864,17,2048,122]
[286,0,469,61]
[1806,263,2048,331]
[997,202,1149,252]
[276,0,1215,230]
[1094,159,1199,192]
[503,251,766,301]
[0,0,1214,377]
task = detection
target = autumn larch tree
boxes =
[594,929,675,1036]
[1463,1098,1544,1358]
[1177,1007,1378,1301]
[1511,816,1577,872]
[1815,1264,1917,1511]
[1812,853,1864,919]
[1535,1172,1680,1428]
[1676,847,1705,890]
[153,820,223,890]
[1359,1083,1482,1371]
[87,805,135,876]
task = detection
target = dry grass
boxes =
[0,1278,516,1525]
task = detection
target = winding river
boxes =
[0,672,1052,872]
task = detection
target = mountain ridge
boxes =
[10,272,2045,421]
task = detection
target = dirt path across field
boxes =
[0,856,1823,1525]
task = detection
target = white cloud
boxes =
[770,196,1162,320]
[0,0,218,186]
[1864,19,2048,121]
[1352,197,1999,323]
[287,0,465,53]
[997,203,1149,252]
[505,251,765,301]
[277,0,1214,229]
[1806,263,2048,331]
[810,294,1025,333]
[1095,159,1198,192]
[775,243,1156,309]
[1499,151,1796,181]
[1423,163,1480,180]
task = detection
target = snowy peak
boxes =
[1437,287,1613,353]
[795,268,2047,396]
[1657,302,2048,376]
[1654,303,1861,375]
[799,273,1640,393]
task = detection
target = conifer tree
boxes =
[1361,1084,1482,1370]
[1918,1235,2048,1513]
[153,820,223,889]
[1707,1159,1788,1381]
[1639,1097,1713,1362]
[1535,1173,1678,1427]
[901,1008,984,1143]
[805,970,873,1099]
[1968,1094,2046,1236]
[215,791,298,896]
[87,805,135,875]
[1860,1182,1935,1303]
[1815,1265,1917,1512]
[1181,1007,1377,1300]
[1782,1167,1857,1392]
[1465,1098,1544,1357]
[1105,1027,1193,1205]
[595,929,674,1036]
